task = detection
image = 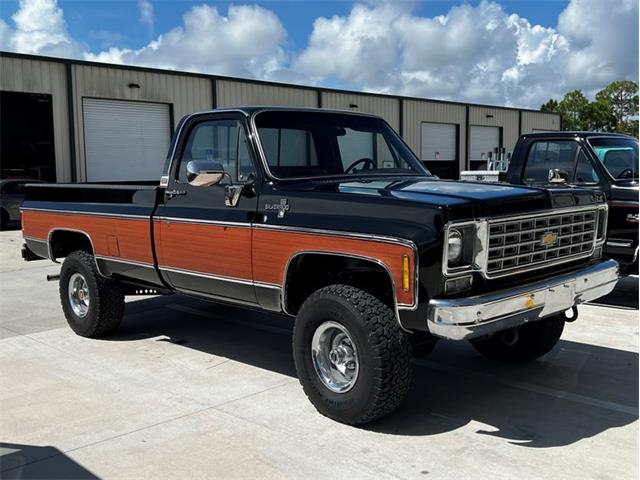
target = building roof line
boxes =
[0,50,559,116]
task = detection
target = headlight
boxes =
[447,229,463,264]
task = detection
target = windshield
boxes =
[254,111,429,179]
[588,137,638,180]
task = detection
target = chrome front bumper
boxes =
[427,259,619,340]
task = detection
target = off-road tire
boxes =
[470,314,565,363]
[292,284,412,425]
[60,251,125,337]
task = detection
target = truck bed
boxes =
[21,182,164,287]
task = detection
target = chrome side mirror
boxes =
[186,160,225,187]
[548,168,569,184]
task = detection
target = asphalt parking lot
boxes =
[0,229,637,479]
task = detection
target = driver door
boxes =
[154,113,259,303]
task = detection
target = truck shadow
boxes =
[0,443,98,479]
[370,339,638,447]
[112,294,638,449]
[587,275,639,309]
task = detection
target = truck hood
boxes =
[611,182,639,203]
[288,176,604,220]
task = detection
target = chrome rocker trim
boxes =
[427,259,619,341]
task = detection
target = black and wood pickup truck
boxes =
[21,107,619,425]
[467,132,638,275]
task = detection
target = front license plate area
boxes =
[541,282,575,316]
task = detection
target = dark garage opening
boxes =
[1,91,56,181]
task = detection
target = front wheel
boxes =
[292,284,412,425]
[60,251,125,338]
[470,314,565,363]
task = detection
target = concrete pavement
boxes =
[0,230,637,479]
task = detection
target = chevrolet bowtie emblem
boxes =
[540,231,558,247]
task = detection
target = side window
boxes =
[238,128,255,182]
[261,128,318,167]
[574,150,600,184]
[375,137,398,168]
[337,129,374,169]
[523,141,578,183]
[336,129,405,170]
[178,120,254,183]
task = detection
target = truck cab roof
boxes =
[520,131,634,140]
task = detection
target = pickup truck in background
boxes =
[21,108,619,425]
[463,132,638,275]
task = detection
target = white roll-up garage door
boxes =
[469,126,500,161]
[83,98,171,181]
[421,123,456,161]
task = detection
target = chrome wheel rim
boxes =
[311,321,359,393]
[68,272,90,318]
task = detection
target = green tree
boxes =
[540,99,559,113]
[540,81,638,136]
[582,99,616,132]
[622,119,639,138]
[557,90,590,130]
[595,80,639,131]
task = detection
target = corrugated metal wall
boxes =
[521,111,560,133]
[0,53,564,182]
[71,64,212,180]
[403,100,466,172]
[216,80,318,108]
[321,92,400,131]
[0,57,71,181]
[469,106,520,156]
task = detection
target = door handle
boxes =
[165,189,187,199]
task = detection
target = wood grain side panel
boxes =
[154,220,253,280]
[22,211,153,264]
[253,229,415,306]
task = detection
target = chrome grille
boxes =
[486,209,597,276]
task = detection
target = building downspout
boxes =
[65,62,77,183]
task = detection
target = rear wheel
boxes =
[292,284,412,425]
[470,314,565,363]
[59,251,124,337]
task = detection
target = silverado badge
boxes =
[265,198,290,219]
[540,231,558,247]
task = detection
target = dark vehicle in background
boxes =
[467,132,638,275]
[20,108,619,425]
[0,179,45,230]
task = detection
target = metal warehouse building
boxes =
[0,51,560,183]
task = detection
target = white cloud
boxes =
[138,0,154,30]
[293,0,637,107]
[294,3,405,91]
[557,0,638,94]
[84,4,288,79]
[9,0,82,57]
[0,0,636,108]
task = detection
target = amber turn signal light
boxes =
[402,255,410,292]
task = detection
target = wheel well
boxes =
[284,253,396,315]
[49,230,94,260]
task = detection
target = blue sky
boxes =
[0,0,636,108]
[1,0,571,54]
